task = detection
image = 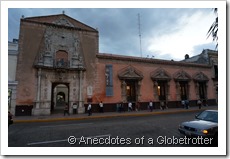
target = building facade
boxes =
[8,39,19,115]
[13,13,218,116]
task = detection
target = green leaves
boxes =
[207,8,218,50]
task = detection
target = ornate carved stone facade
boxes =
[16,14,98,115]
[14,13,218,116]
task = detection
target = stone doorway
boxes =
[118,66,143,103]
[51,82,69,113]
[126,80,137,102]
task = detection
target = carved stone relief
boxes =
[193,72,209,82]
[151,68,171,81]
[36,26,85,69]
[118,66,143,80]
[174,70,191,81]
[53,17,75,27]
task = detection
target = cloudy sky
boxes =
[8,8,217,61]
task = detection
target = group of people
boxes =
[148,100,167,111]
[64,98,208,116]
[181,99,208,109]
[197,99,208,109]
[87,101,104,116]
[88,100,168,115]
[117,101,141,112]
[181,100,190,109]
[63,101,104,116]
[64,102,78,116]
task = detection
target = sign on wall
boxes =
[105,65,113,96]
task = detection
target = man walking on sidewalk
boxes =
[149,100,153,112]
[99,101,104,113]
[87,102,92,116]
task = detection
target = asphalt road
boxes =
[8,111,216,147]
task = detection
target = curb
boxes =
[14,107,210,123]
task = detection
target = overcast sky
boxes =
[8,8,217,61]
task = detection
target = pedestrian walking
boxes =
[197,99,202,109]
[64,103,69,116]
[118,102,125,112]
[87,103,92,116]
[72,102,78,114]
[181,100,185,109]
[128,102,133,112]
[149,100,153,112]
[160,101,166,110]
[185,100,189,109]
[99,101,104,113]
[203,99,208,107]
[136,101,141,111]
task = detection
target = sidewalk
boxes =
[13,106,218,123]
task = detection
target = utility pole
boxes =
[138,13,142,57]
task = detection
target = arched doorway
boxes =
[56,91,66,107]
[51,83,69,113]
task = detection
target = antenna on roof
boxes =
[138,13,142,57]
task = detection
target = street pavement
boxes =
[13,105,218,123]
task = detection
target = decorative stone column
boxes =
[187,83,191,100]
[78,70,84,113]
[121,80,127,102]
[71,54,80,68]
[205,83,208,99]
[137,81,142,101]
[153,81,159,101]
[33,68,42,115]
[36,68,41,108]
[195,82,200,99]
[43,52,53,67]
[166,82,170,101]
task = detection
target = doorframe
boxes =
[51,82,69,112]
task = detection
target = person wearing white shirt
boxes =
[99,101,104,113]
[87,103,92,116]
[128,102,133,112]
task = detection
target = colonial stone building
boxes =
[13,13,218,116]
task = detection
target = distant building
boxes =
[182,49,218,104]
[8,39,19,114]
[13,13,218,116]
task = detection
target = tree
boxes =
[207,8,218,50]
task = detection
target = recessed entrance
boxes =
[198,82,207,99]
[180,81,188,100]
[126,80,137,102]
[157,81,167,101]
[51,83,69,113]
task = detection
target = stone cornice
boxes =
[96,53,212,68]
[21,19,98,34]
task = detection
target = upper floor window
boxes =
[55,50,68,68]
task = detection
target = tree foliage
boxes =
[207,8,218,50]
